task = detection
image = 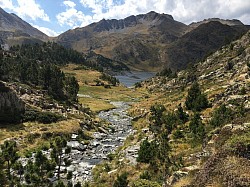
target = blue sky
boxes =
[1,0,250,37]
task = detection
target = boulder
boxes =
[0,82,25,123]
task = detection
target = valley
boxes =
[0,7,250,187]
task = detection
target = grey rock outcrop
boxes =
[0,81,25,123]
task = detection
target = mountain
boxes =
[0,9,249,72]
[188,18,244,30]
[55,11,250,71]
[0,7,48,46]
[163,21,250,70]
[55,11,249,71]
[55,11,187,71]
[104,29,250,187]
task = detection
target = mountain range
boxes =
[0,8,249,71]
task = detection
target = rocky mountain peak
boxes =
[189,18,244,29]
[143,11,174,21]
[90,11,175,33]
[0,7,48,42]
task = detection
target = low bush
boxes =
[23,110,64,124]
[210,104,234,127]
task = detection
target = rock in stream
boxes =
[66,101,134,183]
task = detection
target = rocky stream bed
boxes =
[67,101,135,183]
[19,101,135,184]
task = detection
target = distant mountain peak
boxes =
[0,7,48,43]
[87,11,176,33]
[144,11,174,20]
[190,18,244,28]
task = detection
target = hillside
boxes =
[55,11,187,71]
[164,21,250,70]
[87,28,250,187]
[0,7,48,46]
[55,11,249,71]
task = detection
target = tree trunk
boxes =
[7,160,10,180]
[58,155,61,180]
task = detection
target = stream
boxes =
[18,102,135,184]
[66,101,134,183]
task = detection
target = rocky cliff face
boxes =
[0,81,25,123]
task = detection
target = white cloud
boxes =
[55,0,250,33]
[0,0,50,22]
[78,0,250,26]
[0,0,14,10]
[64,0,76,8]
[32,24,60,37]
[57,0,93,27]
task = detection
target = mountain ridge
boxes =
[55,11,250,71]
[0,8,249,72]
[0,7,48,45]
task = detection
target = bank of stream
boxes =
[66,101,135,183]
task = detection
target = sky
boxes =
[0,0,250,37]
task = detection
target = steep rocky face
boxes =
[0,82,25,123]
[0,7,48,45]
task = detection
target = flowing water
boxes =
[66,102,134,183]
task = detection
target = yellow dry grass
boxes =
[172,176,192,187]
[61,64,102,86]
[0,119,81,153]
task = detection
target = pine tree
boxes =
[65,76,79,102]
[210,104,234,127]
[137,138,156,163]
[176,104,189,123]
[149,104,166,134]
[189,113,206,143]
[113,172,129,187]
[1,141,19,182]
[51,136,71,181]
[185,82,209,111]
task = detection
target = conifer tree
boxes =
[1,141,19,182]
[113,172,129,187]
[189,113,206,143]
[185,82,209,111]
[51,136,71,181]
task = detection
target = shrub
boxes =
[137,139,157,163]
[135,82,142,88]
[173,129,184,139]
[226,131,250,159]
[113,172,129,187]
[132,179,161,187]
[210,104,234,127]
[140,171,151,180]
[23,110,64,124]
